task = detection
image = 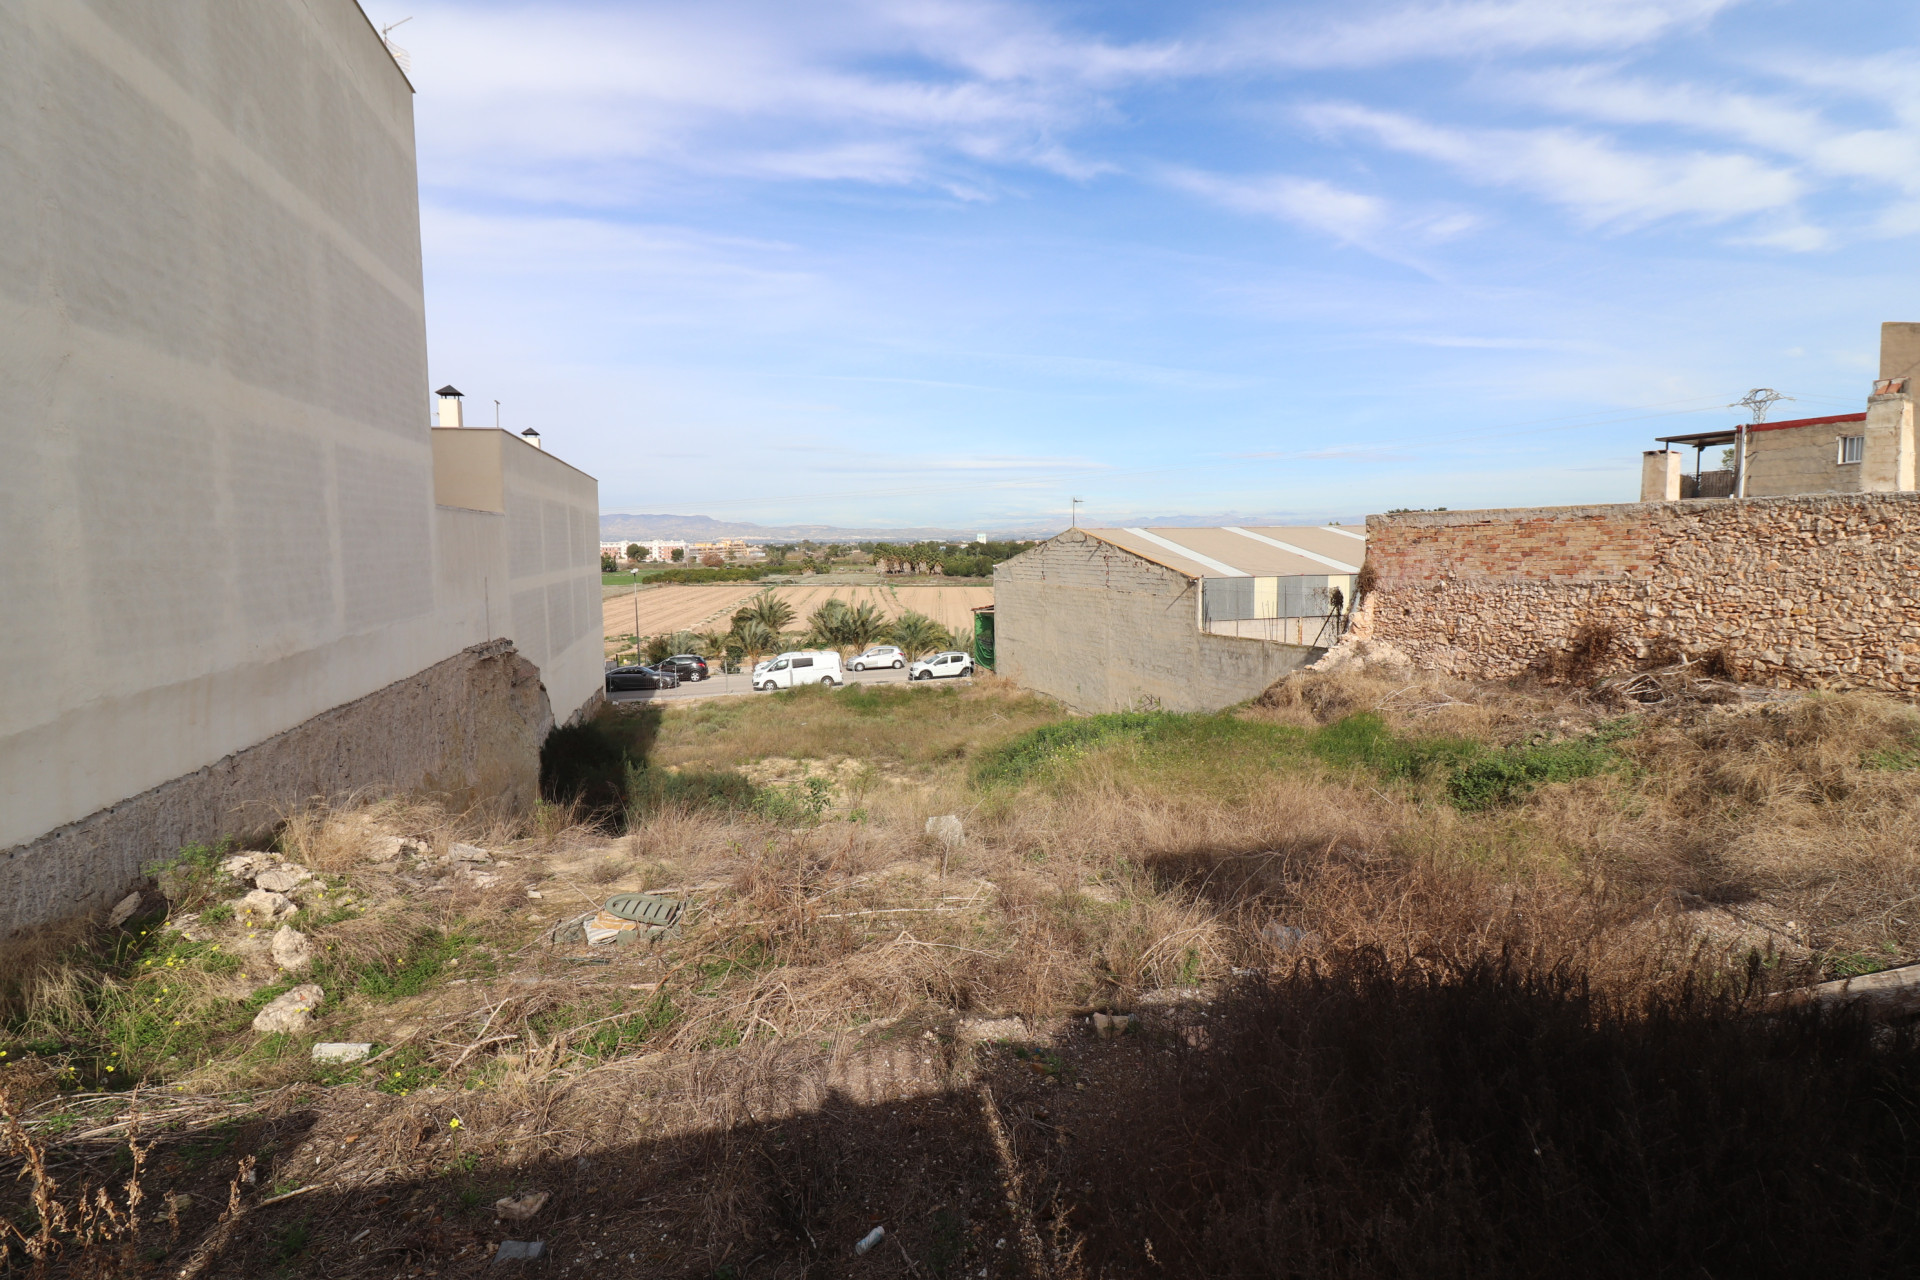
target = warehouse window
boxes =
[1839,435,1864,464]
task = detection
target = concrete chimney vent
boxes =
[435,384,464,429]
[521,426,543,451]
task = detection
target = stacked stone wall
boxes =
[1364,493,1920,690]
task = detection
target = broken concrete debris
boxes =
[1260,922,1322,951]
[253,866,312,894]
[957,1016,1027,1043]
[252,983,324,1035]
[1092,1012,1134,1039]
[494,1191,550,1222]
[925,814,964,848]
[106,891,143,929]
[493,1241,547,1264]
[552,892,686,946]
[240,888,295,920]
[310,1042,372,1063]
[272,925,313,972]
[450,842,493,864]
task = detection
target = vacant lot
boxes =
[601,582,993,642]
[8,664,1920,1276]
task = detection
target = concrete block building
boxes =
[1,0,601,933]
[993,525,1365,713]
[1641,323,1920,501]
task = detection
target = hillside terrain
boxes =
[6,663,1920,1276]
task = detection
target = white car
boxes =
[850,645,905,671]
[754,650,844,691]
[908,650,974,681]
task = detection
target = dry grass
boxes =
[9,671,1920,1274]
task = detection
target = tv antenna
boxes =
[1730,388,1791,423]
[1070,497,1083,528]
[380,17,413,73]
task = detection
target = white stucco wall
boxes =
[994,530,1320,714]
[433,429,603,724]
[0,1,599,861]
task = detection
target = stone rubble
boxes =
[252,983,324,1035]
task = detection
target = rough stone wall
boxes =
[1364,493,1920,689]
[0,640,551,938]
[995,530,1319,713]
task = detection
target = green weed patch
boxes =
[625,763,763,819]
[976,709,1630,811]
[970,712,1180,787]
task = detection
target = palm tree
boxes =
[889,610,948,660]
[693,629,731,657]
[737,590,794,635]
[732,619,778,665]
[667,629,701,656]
[841,601,889,650]
[805,598,852,649]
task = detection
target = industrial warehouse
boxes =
[991,524,1365,713]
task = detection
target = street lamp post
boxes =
[631,568,641,661]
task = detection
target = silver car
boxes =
[850,645,906,671]
[908,650,973,681]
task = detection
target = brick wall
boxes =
[995,530,1318,712]
[1363,493,1920,690]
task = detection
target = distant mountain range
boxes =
[599,514,1006,542]
[600,511,1368,543]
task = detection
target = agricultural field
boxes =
[601,581,993,643]
[7,662,1920,1275]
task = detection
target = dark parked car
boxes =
[605,665,679,692]
[661,654,710,681]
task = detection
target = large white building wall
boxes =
[0,0,598,924]
[433,428,603,724]
[0,0,455,853]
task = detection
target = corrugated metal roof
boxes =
[1079,525,1366,579]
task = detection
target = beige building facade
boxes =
[993,526,1361,713]
[1,0,599,932]
[1641,323,1920,502]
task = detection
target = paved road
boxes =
[607,665,973,705]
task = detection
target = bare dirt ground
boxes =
[602,583,994,642]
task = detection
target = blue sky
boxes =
[370,0,1920,530]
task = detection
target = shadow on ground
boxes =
[16,952,1920,1278]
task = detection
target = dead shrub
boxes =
[1530,621,1619,684]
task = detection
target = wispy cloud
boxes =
[1236,0,1743,69]
[1303,101,1804,228]
[1163,169,1390,244]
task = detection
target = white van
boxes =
[754,650,844,691]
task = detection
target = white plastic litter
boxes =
[855,1226,886,1255]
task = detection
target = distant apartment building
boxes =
[691,538,751,561]
[638,540,689,562]
[1,1,599,934]
[1642,323,1920,501]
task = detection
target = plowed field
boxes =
[603,583,992,642]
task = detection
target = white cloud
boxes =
[1728,223,1832,252]
[397,0,1176,198]
[1162,169,1391,244]
[1234,0,1743,69]
[1304,102,1804,228]
[1502,65,1920,194]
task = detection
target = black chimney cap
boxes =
[435,384,463,398]
[521,427,541,437]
